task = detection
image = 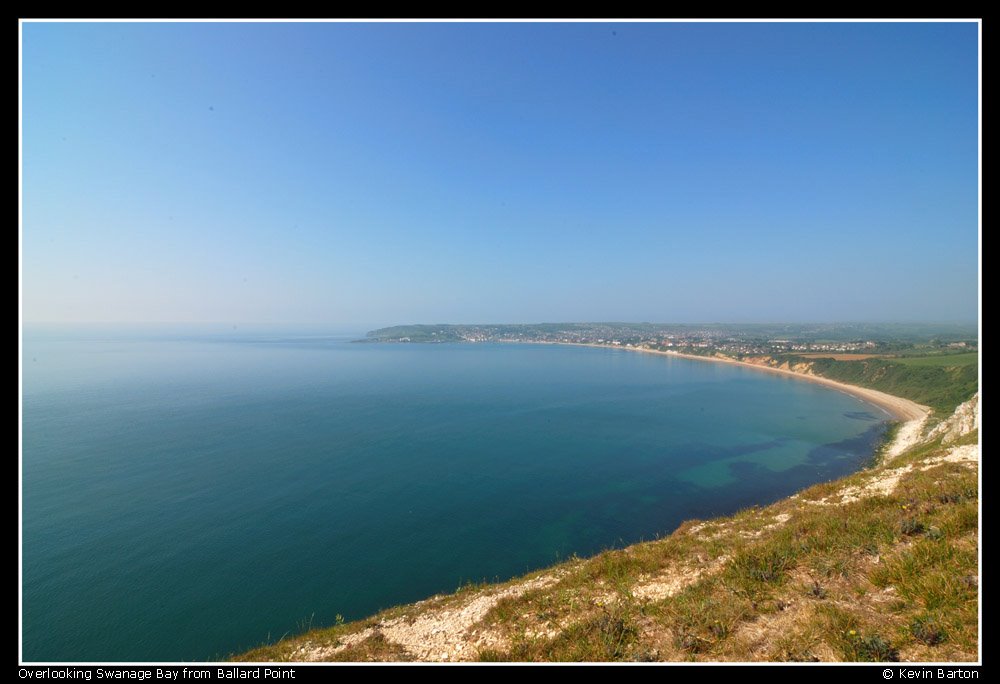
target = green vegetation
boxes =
[363,324,467,343]
[473,455,976,662]
[891,352,978,367]
[788,356,978,414]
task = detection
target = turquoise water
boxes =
[22,330,889,662]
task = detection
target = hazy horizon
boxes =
[22,21,979,326]
[21,319,979,343]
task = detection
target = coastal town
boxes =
[363,323,976,360]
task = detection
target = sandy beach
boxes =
[552,342,930,423]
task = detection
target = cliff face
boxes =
[237,400,980,664]
[739,355,816,375]
[928,393,980,444]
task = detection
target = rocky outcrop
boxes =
[928,393,980,444]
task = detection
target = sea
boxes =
[21,328,890,661]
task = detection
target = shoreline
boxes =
[521,340,931,460]
[509,340,930,423]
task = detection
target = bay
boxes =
[22,329,888,661]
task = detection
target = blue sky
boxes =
[21,21,979,329]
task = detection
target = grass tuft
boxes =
[910,614,948,646]
[846,633,900,662]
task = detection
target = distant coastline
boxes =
[362,322,972,417]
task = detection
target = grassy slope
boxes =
[781,356,978,415]
[891,353,979,367]
[236,421,979,663]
